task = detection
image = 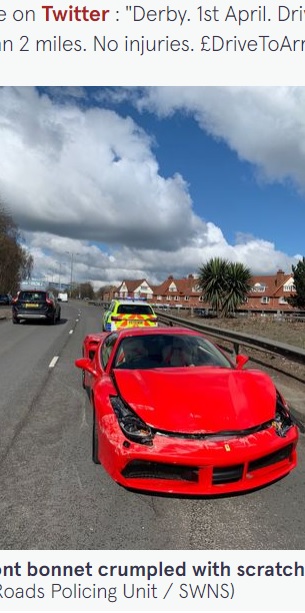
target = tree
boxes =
[288,257,305,309]
[197,257,229,316]
[221,261,252,315]
[198,257,252,317]
[77,282,95,300]
[0,206,33,294]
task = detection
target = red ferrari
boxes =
[75,327,298,495]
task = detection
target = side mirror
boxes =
[235,354,249,369]
[75,357,98,377]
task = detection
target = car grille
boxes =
[212,464,244,484]
[122,444,294,487]
[248,444,293,472]
[122,461,199,482]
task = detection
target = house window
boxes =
[252,283,266,293]
[156,295,162,300]
[184,296,189,301]
[166,295,172,301]
[279,297,288,304]
[283,284,295,292]
[261,296,270,304]
[174,296,180,301]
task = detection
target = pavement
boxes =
[0,307,11,320]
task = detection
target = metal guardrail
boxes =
[155,311,305,365]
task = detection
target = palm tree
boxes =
[197,257,229,317]
[221,261,252,316]
[198,258,252,317]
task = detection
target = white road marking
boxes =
[69,329,73,335]
[49,356,59,368]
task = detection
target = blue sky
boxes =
[0,87,303,288]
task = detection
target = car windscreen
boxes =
[117,304,154,315]
[18,292,47,302]
[113,334,233,369]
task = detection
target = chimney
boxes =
[275,269,285,287]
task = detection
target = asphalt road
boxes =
[0,302,304,550]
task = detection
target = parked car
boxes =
[103,299,158,331]
[75,327,298,495]
[0,293,11,305]
[12,290,61,324]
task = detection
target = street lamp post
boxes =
[58,259,62,291]
[66,251,80,298]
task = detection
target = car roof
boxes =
[113,299,151,306]
[19,288,47,292]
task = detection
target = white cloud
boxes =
[0,87,301,287]
[0,87,200,250]
[135,86,305,189]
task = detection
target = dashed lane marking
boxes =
[49,356,59,368]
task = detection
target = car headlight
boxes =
[110,396,154,445]
[273,390,294,437]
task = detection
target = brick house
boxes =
[113,270,298,313]
[245,269,296,313]
[152,274,205,309]
[115,279,154,301]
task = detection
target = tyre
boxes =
[49,312,56,325]
[92,410,100,464]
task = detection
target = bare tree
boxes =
[0,206,33,294]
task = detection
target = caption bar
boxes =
[0,551,304,610]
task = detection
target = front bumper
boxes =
[100,420,298,495]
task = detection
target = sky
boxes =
[0,86,304,290]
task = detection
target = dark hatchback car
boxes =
[0,294,11,305]
[12,290,61,325]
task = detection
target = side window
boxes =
[101,333,118,369]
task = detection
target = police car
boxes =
[102,299,158,332]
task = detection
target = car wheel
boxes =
[92,410,100,464]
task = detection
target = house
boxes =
[115,279,154,301]
[152,274,205,308]
[245,270,296,312]
[113,270,298,314]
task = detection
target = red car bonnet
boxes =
[113,368,276,433]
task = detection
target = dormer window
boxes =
[252,283,266,293]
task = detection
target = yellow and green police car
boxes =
[102,299,158,332]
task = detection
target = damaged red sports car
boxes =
[75,327,298,495]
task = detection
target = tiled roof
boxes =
[154,275,201,296]
[248,271,293,297]
[117,279,154,292]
